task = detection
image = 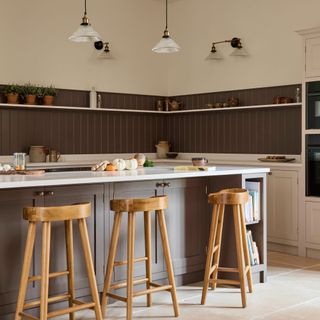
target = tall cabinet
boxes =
[298,27,320,258]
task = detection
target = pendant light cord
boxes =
[165,0,168,30]
[84,0,87,15]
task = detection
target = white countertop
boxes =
[0,165,270,189]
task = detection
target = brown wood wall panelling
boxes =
[0,108,166,155]
[165,106,301,154]
[0,84,301,155]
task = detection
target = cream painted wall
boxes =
[1,0,320,97]
[0,0,170,96]
[167,0,320,96]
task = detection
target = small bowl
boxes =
[192,157,208,166]
[167,152,178,159]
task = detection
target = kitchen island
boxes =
[0,165,269,319]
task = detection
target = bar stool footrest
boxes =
[19,312,39,320]
[47,302,96,318]
[134,284,173,297]
[23,293,71,309]
[110,277,149,290]
[210,278,241,286]
[28,270,69,282]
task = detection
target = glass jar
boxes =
[13,152,26,171]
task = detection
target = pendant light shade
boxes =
[69,0,101,43]
[152,0,180,53]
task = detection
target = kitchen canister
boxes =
[155,140,170,159]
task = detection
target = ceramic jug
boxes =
[29,146,49,163]
[155,141,170,159]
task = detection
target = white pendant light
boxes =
[152,0,180,53]
[69,0,101,43]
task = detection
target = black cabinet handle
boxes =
[156,182,171,188]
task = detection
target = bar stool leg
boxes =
[127,212,136,320]
[65,220,75,320]
[157,210,180,317]
[211,204,225,290]
[144,211,152,307]
[101,212,123,317]
[201,204,219,304]
[40,222,51,320]
[240,205,253,293]
[15,222,36,320]
[233,205,247,308]
[78,218,103,320]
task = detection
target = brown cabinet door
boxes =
[163,178,210,275]
[0,188,44,316]
[111,181,162,282]
[40,184,105,295]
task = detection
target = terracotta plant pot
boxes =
[25,94,37,105]
[43,95,54,106]
[6,93,19,104]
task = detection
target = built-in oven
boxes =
[307,81,320,129]
[306,134,320,196]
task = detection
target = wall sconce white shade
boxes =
[230,46,248,56]
[152,35,180,53]
[206,50,223,60]
[69,24,101,42]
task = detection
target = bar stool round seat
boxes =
[101,195,180,320]
[201,188,253,308]
[15,202,102,320]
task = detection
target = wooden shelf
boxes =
[0,102,302,115]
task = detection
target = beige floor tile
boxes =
[54,252,320,320]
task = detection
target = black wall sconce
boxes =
[207,37,248,60]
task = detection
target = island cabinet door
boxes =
[0,188,44,317]
[38,184,105,296]
[162,178,210,276]
[110,181,162,282]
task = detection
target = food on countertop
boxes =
[0,163,14,172]
[125,158,138,170]
[91,160,109,171]
[134,153,146,166]
[106,163,117,171]
[143,159,155,167]
[112,158,126,171]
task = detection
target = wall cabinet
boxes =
[306,37,320,78]
[267,170,299,246]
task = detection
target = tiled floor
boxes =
[66,252,320,319]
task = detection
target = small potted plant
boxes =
[42,85,56,106]
[3,84,21,104]
[22,83,39,105]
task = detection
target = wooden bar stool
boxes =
[101,195,179,320]
[201,188,253,308]
[15,202,102,320]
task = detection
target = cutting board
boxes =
[0,170,45,175]
[174,166,216,171]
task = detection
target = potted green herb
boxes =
[43,85,56,106]
[22,83,39,105]
[3,84,21,104]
